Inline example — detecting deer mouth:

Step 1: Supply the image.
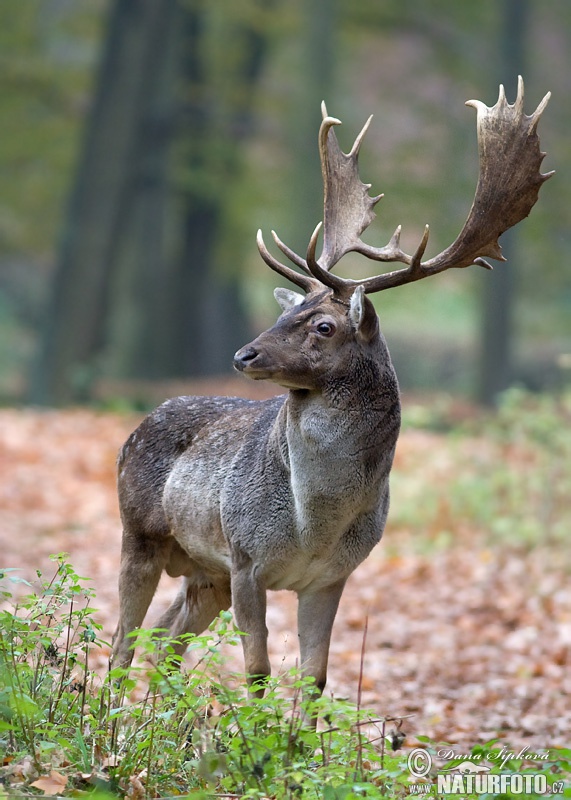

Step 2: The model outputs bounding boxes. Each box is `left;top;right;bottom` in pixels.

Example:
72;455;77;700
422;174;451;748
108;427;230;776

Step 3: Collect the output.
233;346;272;380
233;348;311;388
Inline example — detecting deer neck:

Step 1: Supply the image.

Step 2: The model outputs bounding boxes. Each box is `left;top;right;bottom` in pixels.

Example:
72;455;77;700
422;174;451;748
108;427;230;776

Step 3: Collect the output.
273;352;400;538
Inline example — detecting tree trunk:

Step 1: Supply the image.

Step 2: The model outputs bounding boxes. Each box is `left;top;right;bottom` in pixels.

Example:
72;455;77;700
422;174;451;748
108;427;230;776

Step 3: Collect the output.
289;0;338;255
477;0;528;404
164;2;270;377
108;1;180;380
29;0;173;404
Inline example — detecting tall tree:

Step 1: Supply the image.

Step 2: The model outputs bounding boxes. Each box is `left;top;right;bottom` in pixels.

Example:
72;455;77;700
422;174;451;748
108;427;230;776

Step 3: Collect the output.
162;2;271;377
107;2;180;380
29;0;272;401
288;0;338;256
477;0;529;404
29;0;176;404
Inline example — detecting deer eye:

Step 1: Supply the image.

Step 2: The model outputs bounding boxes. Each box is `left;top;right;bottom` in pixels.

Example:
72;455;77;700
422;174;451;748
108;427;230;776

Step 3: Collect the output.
314;321;336;337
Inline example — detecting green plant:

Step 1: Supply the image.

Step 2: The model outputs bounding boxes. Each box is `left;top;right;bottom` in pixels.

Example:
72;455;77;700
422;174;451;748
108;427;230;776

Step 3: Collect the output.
0;556;102;774
1;555;569;798
0;557;410;797
391;389;571;553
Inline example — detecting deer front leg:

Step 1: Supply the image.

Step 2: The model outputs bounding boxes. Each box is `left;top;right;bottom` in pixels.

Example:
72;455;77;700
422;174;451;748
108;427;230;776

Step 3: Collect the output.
231;558;271;696
297;579;346;714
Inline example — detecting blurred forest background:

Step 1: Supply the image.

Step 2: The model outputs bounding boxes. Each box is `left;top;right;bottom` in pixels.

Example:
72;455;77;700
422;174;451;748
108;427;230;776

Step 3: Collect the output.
0;0;569;407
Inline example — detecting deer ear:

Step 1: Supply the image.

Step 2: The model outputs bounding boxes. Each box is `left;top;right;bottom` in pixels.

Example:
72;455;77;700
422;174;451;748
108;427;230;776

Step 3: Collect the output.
350;285;378;340
274;287;305;312
349;285;365;328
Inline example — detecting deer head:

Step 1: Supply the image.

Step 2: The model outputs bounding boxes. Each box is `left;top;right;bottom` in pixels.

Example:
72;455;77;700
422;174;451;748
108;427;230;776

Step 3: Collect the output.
235;77;552;390
234;284;378;390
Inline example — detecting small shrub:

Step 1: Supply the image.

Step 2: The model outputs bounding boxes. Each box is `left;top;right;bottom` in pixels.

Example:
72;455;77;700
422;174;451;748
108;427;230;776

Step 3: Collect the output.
1;556;569;798
393;389;571;551
0;557;410;798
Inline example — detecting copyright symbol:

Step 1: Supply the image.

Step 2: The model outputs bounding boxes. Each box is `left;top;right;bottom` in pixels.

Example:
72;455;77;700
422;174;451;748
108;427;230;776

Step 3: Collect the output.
407;748;432;778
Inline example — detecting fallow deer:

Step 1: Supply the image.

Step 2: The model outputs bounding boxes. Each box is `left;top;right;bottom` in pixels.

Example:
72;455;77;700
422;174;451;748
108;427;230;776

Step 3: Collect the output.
112;78;551;708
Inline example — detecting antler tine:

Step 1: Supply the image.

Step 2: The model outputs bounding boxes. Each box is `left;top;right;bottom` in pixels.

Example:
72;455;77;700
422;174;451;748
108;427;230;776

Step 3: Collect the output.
271;230;312;274
410;224;430;270
355;77;553;293
530;89;552;134
514;74;525;115
349;113;374;158
306;222;348;292
257;78;551;297
256;230;318;293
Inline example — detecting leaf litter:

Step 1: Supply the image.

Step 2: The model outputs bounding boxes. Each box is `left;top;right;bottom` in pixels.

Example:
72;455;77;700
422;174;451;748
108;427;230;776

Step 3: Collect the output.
0;397;569;755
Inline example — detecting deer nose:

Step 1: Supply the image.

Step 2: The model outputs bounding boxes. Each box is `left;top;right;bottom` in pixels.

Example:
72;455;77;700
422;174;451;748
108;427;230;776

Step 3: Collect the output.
233;345;259;372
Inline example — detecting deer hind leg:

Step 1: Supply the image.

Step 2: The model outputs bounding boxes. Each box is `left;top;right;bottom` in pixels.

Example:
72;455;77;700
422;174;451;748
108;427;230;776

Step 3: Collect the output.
154;577;232;658
112;531;171;670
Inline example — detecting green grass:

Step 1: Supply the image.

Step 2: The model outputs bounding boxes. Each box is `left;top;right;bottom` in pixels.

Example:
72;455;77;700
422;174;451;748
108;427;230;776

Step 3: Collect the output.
1;554;570;798
391;388;571;554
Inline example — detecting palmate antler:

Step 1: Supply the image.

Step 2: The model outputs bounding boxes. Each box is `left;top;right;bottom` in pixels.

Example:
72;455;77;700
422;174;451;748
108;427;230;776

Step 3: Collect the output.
257;76;553;297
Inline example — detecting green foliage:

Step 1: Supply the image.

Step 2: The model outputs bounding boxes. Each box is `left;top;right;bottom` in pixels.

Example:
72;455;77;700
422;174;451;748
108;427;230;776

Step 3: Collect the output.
450;388;571;548
0;557;103;775
0;557;410;797
0;1;106;256
1;554;570;797
394;388;571;551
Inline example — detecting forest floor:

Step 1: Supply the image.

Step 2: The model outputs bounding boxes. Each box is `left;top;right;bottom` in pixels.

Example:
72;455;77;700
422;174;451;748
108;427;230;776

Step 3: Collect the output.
1;382;569;757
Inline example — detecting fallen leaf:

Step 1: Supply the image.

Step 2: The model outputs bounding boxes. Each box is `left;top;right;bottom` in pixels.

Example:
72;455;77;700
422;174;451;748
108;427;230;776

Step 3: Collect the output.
30;770;68;795
127;769;147;800
2;404;570;752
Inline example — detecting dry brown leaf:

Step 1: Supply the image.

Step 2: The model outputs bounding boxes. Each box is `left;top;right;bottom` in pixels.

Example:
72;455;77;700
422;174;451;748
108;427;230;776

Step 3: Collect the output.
30;770;68;795
127;769;147;800
5;754;36;783
1;405;570;752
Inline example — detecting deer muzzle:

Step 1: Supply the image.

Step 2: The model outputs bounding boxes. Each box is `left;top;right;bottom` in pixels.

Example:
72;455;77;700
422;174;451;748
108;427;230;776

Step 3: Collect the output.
233;345;260;374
